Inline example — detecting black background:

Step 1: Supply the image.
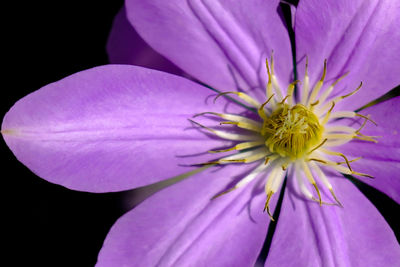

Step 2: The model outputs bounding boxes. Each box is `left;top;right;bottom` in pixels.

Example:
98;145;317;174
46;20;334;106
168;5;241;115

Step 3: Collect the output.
2;1;126;266
2;1;399;267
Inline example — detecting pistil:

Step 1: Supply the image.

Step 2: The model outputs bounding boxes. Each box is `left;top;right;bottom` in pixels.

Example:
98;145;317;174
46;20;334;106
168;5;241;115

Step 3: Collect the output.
190;53;377;220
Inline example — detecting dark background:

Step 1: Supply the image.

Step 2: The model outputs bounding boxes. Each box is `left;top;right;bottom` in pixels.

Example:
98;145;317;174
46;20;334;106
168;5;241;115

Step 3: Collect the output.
2;1;399;267
2;1;126;266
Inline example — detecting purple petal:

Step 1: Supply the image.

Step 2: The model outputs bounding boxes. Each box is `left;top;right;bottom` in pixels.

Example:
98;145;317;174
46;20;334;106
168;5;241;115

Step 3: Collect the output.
295;0;400;111
266;176;400;266
107;7;184;76
97;164;275;267
1;65;234;192
125;0;292;100
335;96;400;203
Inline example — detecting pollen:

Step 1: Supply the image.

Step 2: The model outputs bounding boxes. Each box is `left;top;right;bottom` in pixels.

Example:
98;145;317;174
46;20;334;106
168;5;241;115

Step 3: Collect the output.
191;52;377;220
262;103;323;159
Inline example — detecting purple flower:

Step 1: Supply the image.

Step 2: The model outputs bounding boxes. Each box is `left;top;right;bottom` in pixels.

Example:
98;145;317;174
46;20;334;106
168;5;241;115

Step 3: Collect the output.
2;0;400;266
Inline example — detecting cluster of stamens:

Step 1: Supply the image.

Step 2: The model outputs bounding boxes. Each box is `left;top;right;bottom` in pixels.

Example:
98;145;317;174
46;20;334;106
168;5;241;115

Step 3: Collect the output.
190;53;377;220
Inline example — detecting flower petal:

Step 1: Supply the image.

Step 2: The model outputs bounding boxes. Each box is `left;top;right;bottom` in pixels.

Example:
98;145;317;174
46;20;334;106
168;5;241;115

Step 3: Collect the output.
295;0;400;111
336;96;400;203
97;164;275;267
107;7;184;76
1;65;234;192
265;176;400;267
125;0;292;99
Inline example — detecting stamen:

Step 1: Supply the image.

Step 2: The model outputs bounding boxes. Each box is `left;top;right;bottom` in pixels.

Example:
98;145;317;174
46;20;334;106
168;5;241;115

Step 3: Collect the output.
295;163;314;199
332;164;374;179
324;133;354;140
214;91;261;108
324;139;353;147
321;102;335;125
307;158;327;164
307;138;328;154
211;162;270;200
328;111;357;120
265;58;276;107
307;59;327;107
195;148;268;166
189;119;261;141
329;188;343;207
310;100;320;107
208;140;264;153
264;191;275;221
301;56;310;105
317;72;349;106
258;94;275;120
286;80;299;106
301;161;322;205
325;125;356;133
220;121;262;133
319;148;353;171
355;114;377;126
270;51;284;100
355;133;379;143
336;157;362;165
263;163;286;221
309;161;343;207
278;95;291;105
194;112;261;125
192;55;378;217
320;82;362;112
355;115;370;133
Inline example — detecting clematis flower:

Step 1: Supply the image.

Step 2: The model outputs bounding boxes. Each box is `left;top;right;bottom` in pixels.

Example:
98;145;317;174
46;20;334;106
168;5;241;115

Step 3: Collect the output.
2;0;400;266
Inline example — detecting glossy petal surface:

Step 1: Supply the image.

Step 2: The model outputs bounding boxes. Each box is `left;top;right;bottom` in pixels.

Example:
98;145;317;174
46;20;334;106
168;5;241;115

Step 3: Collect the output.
265;176;400;266
107;7;184;76
97;164;275;267
2;65;232;192
126;0;293;100
337;96;400;203
295;0;400;111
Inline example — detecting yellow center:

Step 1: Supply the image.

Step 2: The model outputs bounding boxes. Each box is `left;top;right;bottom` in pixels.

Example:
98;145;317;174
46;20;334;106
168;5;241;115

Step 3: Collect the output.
262;104;323;160
192;53;377;220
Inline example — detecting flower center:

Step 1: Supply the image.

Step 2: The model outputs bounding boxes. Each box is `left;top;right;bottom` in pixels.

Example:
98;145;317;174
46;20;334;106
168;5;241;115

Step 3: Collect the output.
191;53;377;220
262;104;323;159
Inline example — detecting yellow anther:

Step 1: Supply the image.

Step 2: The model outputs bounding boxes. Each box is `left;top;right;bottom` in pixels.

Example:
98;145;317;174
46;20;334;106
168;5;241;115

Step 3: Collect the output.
208;147;236;153
329;188;343;207
214;91;261;108
258;94;275;120
270;50;275;75
352;171;374;179
310;100;320;107
321;101;336;125
278;94;291;105
355;115;370;133
211;187;237;200
266;58;272;80
286;80;300;105
264;191;275;221
355;113;377;126
307;138;328;155
301;161;322;205
220;121;262;132
263;104;324;159
313;183;322;206
336;157;362;165
340;82;362;99
308;59;327;106
320;148;353;171
307;158;327;164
